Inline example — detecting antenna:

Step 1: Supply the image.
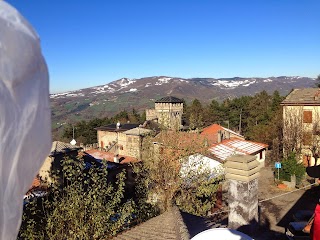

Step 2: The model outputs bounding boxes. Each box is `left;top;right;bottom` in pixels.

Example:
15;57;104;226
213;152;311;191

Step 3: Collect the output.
70;125;77;145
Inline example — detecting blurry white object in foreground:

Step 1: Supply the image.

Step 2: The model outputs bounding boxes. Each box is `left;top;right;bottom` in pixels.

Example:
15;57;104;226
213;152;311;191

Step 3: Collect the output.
0;1;51;239
191;228;254;240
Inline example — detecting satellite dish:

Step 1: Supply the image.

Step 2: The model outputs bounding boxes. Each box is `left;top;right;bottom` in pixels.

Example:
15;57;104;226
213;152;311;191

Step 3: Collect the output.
70;139;77;145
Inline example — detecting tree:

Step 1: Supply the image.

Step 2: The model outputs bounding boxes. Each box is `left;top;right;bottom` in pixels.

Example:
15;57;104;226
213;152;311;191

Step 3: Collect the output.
303;109;320;166
316;75;320;88
188;99;204;129
140;131;221;215
282;107;303;157
279;152;305;184
19;155;135;239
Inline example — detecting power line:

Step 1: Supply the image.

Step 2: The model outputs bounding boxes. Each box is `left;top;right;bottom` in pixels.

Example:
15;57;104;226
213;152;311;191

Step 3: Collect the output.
259;182;318;203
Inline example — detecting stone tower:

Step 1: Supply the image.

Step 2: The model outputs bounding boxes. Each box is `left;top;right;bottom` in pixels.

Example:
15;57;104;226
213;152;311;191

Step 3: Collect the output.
146;96;183;130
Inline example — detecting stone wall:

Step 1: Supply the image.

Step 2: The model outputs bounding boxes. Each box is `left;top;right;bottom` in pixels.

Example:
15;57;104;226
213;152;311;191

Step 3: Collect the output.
96;130;141;158
146;102;184;130
146;109;157;121
126;135;141;159
155;102;183;112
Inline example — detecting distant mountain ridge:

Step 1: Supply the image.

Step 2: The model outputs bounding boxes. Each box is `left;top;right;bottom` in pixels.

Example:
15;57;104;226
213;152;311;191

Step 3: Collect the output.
50;76;316;125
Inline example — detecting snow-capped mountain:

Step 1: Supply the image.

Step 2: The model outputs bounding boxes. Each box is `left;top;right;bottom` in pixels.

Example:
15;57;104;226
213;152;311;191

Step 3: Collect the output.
51;76;316;123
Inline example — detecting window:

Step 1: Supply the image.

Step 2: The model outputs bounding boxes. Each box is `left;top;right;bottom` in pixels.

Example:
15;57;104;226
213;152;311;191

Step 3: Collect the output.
303;111;312;123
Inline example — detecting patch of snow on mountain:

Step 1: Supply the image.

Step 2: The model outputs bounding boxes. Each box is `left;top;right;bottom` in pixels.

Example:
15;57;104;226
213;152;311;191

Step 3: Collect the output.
211;79;257;88
66;93;82;97
212;80;243;88
263;79;272;83
145;83;151;88
50;92;68;98
179;79;187;82
155;77;172;85
116;78;136;88
51;91;82;98
92;84;115;94
243;79;256;87
128;88;137;92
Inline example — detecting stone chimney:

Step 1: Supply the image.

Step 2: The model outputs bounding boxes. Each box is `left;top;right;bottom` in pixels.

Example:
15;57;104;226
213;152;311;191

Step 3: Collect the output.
314;89;320;101
225;154;260;236
217;130;222;143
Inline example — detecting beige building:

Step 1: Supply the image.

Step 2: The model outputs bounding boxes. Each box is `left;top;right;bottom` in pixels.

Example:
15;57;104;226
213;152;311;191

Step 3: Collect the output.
146;96;183;130
95;123;152;159
281;88;320;166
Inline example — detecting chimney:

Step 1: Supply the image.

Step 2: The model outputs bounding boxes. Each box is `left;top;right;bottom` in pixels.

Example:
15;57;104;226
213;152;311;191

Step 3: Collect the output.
314;89;320;101
218;130;222;143
114;154;119;163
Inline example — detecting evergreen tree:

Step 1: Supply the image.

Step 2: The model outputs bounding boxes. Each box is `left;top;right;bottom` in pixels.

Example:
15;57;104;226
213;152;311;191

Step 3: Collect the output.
188;99;204;129
316;75;320;88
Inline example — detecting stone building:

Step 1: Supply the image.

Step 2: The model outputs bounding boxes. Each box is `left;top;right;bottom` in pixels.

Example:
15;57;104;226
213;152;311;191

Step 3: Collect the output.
95;123;152;159
39;141;83;183
281;88;320;166
146;96;183;130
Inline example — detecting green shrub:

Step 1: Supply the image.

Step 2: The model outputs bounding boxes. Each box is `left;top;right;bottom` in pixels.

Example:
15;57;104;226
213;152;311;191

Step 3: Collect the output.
19;156;134;239
278;152;305;184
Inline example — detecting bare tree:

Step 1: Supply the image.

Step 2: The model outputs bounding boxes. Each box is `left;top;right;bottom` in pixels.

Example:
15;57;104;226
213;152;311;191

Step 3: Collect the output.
305;109;320;166
140;130;217;214
282;106;303;157
284;106;320;166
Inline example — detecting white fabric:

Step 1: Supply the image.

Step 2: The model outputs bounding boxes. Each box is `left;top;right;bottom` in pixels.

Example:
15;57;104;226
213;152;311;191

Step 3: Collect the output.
0;2;51;239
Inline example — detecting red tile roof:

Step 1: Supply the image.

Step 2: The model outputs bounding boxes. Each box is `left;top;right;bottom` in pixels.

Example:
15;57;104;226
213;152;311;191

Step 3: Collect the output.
26;175;47;195
84;149;138;164
30;176;41;189
201;124;244;145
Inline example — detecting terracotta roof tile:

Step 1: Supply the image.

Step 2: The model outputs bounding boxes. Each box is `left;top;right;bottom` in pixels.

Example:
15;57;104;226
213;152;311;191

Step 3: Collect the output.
201;124;244;145
84;149;138;164
26;175;47;195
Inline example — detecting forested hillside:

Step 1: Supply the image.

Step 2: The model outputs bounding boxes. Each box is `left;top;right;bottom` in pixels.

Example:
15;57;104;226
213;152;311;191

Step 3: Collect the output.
60;90;284;150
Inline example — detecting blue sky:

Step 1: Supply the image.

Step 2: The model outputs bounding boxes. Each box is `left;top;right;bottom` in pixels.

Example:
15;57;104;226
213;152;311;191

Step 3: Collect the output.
6;0;320;93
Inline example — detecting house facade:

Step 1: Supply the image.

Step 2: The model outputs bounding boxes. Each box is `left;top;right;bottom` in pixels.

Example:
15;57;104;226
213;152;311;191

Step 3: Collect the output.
281;88;320;166
146;96;183;130
95;123;152;159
